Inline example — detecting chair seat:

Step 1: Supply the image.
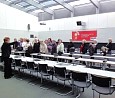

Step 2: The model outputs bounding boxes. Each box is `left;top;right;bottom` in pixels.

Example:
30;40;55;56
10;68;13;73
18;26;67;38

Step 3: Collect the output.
74;81;91;88
48;70;54;75
55;74;70;81
90;66;102;69
93;86;115;95
39;72;51;76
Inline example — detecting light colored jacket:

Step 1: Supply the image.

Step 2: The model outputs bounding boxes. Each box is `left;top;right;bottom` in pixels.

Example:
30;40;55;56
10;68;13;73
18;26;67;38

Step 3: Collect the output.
40;43;48;54
57;43;64;53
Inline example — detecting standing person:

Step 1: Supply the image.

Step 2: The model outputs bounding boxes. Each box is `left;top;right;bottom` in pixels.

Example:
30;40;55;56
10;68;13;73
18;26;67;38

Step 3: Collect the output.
40;41;48;54
80;39;87;65
25;39;33;57
33;39;40;53
51;40;57;55
88;42;95;56
106;38;112;54
47;38;53;53
80;39;87;54
1;37;14;79
57;39;64;56
67;39;75;53
13;38;19;49
93;39;98;53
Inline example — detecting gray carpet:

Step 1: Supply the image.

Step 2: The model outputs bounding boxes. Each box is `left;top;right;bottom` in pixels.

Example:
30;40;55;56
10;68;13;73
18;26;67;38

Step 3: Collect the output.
0;71;115;98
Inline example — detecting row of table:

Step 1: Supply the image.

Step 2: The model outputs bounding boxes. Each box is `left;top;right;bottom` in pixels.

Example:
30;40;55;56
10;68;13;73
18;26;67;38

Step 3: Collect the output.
10;54;115;79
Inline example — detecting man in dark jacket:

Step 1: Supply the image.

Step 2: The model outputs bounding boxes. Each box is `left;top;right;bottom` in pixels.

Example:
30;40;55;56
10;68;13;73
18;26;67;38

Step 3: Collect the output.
13;38;19;49
106;38;112;54
33;39;40;53
67;39;75;53
1;37;14;79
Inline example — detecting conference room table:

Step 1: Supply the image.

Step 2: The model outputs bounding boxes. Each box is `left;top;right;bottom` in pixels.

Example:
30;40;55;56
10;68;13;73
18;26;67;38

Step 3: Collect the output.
34;60;115;79
11;50;26;56
10;54;115;78
64;52;115;60
15;52;115;67
30;53;75;61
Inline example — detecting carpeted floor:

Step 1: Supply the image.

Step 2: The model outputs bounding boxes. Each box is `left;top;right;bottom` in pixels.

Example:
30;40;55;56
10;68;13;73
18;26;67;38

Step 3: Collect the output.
0;71;115;98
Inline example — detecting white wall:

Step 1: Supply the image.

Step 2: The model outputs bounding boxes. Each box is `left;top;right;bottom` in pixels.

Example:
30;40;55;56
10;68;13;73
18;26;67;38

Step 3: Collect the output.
0;3;39;31
37;12;115;31
37;12;115;43
0;3;39;46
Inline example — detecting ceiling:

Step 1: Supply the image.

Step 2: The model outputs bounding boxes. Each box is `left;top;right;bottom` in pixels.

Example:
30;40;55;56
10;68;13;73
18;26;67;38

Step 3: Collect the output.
0;0;114;21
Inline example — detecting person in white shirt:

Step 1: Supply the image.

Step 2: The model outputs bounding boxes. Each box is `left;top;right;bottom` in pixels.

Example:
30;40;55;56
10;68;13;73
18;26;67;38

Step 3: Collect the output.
57;39;64;55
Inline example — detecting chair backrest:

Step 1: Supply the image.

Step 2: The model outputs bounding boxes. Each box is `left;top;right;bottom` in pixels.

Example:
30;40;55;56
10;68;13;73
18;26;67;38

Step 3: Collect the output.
15;59;21;66
105;68;115;72
90;66;102;69
27;62;34;69
72;72;88;82
91;75;111;87
54;66;66;77
38;64;48;73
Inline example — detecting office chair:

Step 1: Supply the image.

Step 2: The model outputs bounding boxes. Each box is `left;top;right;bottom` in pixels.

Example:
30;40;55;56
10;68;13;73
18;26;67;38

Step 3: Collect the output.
71;71;91;97
91;74;115;98
54;66;72;95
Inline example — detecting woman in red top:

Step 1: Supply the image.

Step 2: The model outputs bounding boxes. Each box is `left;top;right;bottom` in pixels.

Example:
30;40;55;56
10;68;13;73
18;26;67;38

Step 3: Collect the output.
80;39;87;54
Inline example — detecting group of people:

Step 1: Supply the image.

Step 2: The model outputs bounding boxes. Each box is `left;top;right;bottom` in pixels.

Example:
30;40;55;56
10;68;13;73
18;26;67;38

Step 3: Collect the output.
1;36;113;79
12;37;65;56
80;38;112;56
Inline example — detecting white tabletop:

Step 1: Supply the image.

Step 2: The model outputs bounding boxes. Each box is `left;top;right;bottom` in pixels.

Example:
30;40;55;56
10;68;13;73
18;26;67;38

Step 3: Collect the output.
31;53;75;60
67;66;115;79
10;54;115;79
76;58;104;63
35;60;115;79
64;53;115;60
64;53;90;57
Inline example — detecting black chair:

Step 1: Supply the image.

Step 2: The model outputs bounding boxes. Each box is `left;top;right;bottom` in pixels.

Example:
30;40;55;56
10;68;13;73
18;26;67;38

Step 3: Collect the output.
54;66;72;95
106;58;115;68
26;61;38;76
71;71;91;97
91;74;115;98
105;68;115;72
90;65;102;69
14;59;27;72
38;64;54;84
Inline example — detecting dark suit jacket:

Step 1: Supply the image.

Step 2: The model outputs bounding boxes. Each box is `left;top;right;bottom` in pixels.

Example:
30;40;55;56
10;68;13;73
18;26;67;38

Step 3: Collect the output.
67;42;74;53
82;43;87;54
33;42;40;53
1;42;14;58
106;42;112;52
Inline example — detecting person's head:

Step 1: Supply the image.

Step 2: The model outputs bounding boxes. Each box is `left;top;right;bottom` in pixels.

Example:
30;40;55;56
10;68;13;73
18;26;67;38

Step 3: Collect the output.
69;39;72;42
108;38;112;43
52;40;57;45
82;39;86;44
89;42;92;46
26;39;29;43
34;39;38;43
58;39;62;44
23;38;27;42
4;37;10;43
44;40;48;44
14;38;17;42
20;38;23;42
93;39;97;44
48;38;52;43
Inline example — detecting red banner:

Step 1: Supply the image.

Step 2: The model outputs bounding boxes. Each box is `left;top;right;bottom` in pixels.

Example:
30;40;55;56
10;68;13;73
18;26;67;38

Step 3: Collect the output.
72;30;97;41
